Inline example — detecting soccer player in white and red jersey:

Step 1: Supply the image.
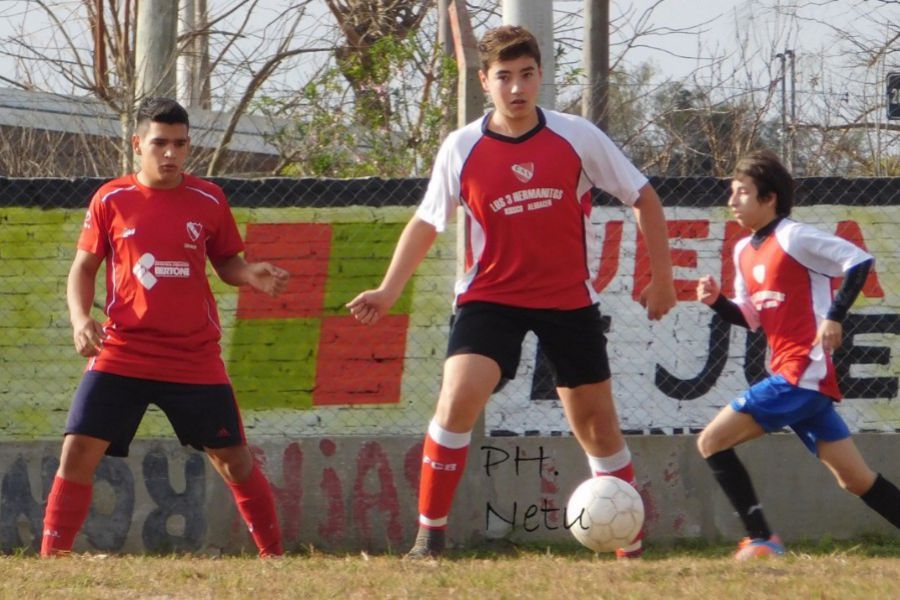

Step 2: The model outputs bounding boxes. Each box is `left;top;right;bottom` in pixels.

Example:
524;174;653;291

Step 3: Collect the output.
347;26;676;559
41;97;290;558
696;149;900;560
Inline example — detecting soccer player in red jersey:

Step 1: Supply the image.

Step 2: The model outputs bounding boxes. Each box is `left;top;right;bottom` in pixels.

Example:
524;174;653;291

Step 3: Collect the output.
347;26;676;559
41;97;290;558
696;150;900;559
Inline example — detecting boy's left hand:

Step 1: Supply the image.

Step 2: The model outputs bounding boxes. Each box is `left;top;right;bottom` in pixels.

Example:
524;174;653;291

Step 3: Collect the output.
247;262;290;297
813;319;843;353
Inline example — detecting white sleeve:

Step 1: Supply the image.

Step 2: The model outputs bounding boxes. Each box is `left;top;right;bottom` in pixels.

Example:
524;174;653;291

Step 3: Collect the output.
777;221;873;277
544;112;648;206
580;125;648;206
415;135;460;233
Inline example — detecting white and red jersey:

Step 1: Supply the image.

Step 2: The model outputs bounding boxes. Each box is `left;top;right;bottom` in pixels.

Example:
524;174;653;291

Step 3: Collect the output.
77;173;244;384
416;108;648;310
732;218;872;400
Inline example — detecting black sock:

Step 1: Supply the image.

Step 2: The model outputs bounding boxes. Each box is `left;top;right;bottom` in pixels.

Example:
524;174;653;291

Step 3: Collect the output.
706;448;772;540
860;473;900;529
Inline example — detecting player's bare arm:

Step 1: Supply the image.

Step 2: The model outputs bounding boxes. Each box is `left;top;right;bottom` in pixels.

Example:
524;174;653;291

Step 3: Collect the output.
212;255;289;297
696;275;721;305
67;249;105;357
347;215;437;325
632;184;676;320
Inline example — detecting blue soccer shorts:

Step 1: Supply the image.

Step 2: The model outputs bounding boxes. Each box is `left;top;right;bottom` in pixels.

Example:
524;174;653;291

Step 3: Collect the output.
731;374;851;454
66;370;247;457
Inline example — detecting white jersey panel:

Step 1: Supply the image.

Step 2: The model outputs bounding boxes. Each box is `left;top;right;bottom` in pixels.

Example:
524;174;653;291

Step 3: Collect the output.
454;201;485;302
542;110;648;205
583;212;603;305
774;219;872;276
801;267;833;391
415;118;485;233
774;219;871;392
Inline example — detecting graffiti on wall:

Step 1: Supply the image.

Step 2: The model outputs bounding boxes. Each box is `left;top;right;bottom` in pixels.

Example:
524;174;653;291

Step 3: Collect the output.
1;440;656;553
488;207;900;435
0;204;897;440
0;440;430;554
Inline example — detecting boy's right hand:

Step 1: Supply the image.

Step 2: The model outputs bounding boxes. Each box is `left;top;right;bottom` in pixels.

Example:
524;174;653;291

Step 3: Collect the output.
346;289;395;325
72;317;105;356
696;275;720;306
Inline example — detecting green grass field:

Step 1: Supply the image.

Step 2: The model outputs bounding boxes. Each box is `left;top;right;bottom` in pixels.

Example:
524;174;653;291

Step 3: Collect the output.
4;540;898;599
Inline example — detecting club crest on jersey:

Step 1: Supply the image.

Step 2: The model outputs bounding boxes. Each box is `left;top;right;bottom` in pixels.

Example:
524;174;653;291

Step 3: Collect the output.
752;264;766;284
511;162;534;183
186;221;203;242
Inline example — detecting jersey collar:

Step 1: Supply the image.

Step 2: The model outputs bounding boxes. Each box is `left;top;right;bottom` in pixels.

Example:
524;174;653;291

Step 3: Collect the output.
750;217;784;249
481;107;546;144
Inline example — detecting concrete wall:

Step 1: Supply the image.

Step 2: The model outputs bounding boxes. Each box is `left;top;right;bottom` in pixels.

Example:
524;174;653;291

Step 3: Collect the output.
2;434;897;555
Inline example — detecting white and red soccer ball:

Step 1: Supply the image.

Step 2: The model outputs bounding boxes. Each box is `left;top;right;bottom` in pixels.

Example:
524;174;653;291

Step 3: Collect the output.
567;475;645;552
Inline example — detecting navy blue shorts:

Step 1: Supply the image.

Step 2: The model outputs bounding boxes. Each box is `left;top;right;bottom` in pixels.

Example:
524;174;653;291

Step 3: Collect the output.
731;374;851;454
66;371;247;457
447;301;611;388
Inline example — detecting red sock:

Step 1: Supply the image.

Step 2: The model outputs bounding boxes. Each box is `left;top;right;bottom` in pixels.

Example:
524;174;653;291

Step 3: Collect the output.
41;476;92;557
417;420;471;529
589;448;643;550
597;462;635;485
228;463;283;557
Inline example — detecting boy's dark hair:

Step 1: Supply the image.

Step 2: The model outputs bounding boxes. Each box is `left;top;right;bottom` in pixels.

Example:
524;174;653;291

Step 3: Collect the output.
135;97;190;132
478;25;541;72
734;149;794;217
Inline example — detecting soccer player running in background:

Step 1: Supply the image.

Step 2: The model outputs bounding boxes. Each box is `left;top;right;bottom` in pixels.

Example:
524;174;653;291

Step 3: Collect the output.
41;97;289;558
696;149;900;560
347;25;676;559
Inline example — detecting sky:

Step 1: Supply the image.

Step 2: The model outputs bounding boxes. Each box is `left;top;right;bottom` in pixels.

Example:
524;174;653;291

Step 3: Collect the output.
0;0;895;123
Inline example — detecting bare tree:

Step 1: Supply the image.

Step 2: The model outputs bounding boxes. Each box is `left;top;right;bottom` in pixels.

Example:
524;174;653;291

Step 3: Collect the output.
0;0;334;176
325;0;430;129
773;0;900;175
258;4;456;178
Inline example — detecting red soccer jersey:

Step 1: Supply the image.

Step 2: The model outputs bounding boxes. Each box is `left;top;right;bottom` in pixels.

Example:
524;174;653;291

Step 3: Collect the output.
732;219;872;400
416;108;648;310
76;173;244;384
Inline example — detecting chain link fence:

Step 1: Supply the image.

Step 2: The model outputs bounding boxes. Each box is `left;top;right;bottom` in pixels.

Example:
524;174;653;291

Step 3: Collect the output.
1;175;898;442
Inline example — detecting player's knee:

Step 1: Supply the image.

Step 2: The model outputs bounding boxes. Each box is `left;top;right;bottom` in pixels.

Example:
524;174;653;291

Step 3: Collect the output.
207;446;253;483
696;430;717;459
834;470;876;496
57;435;107;482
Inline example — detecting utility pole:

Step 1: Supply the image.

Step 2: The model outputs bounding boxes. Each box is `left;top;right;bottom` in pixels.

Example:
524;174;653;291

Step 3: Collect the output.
438;0;453;57
776;49;796;171
438;0;456;136
178;0;211;108
448;0;482;127
582;0;609;130
135;0;179;101
776;51;787;166
501;0;555;109
91;0;108;96
177;0;195;107
787;49;796;173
